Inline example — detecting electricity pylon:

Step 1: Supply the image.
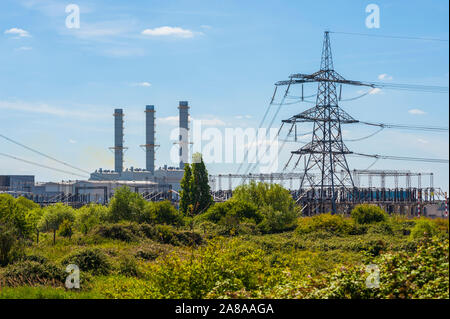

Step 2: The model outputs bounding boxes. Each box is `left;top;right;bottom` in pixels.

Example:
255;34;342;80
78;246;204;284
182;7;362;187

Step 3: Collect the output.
278;31;374;214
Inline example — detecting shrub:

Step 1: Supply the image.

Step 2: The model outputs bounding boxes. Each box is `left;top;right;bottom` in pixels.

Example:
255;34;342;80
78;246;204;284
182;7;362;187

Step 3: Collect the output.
200;199;261;224
0;224;23;266
38;204;76;243
258;205;298;234
297;213;354;235
433;218;449;234
232;182;299;233
367;222;394;235
233;181;295;216
311;237;449;299
61;248;111;276
139;201;184;226
118;255;140;277
1;260;65;287
58;219;73;238
410;218;438;240
92;222;141;242
351;204;387;224
75;204;108;235
108;186;146;222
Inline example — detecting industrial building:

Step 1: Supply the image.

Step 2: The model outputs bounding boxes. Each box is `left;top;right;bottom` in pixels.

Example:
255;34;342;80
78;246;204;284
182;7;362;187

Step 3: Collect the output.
1;101;190;204
89;101;189;191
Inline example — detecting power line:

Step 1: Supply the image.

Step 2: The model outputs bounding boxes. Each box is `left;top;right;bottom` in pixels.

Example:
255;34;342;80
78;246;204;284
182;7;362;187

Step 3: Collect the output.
359;122;448;132
330;31;449;42
0;152;88;178
353;152;449;164
0;133;91;174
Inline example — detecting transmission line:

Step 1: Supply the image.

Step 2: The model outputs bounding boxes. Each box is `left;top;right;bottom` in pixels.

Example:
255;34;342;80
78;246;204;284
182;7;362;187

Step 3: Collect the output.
353;152;449;164
0;152;88;178
0;133;91;174
359;122;448;132
330;31;449;42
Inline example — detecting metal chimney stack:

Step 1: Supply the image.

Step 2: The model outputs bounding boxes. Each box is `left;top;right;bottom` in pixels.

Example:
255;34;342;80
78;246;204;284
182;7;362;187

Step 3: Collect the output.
144;105;156;174
178;101;189;169
112;108;124;173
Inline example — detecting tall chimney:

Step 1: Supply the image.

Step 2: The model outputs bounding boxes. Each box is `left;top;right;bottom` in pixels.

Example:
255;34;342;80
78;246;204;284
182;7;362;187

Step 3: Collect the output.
145;105;156;174
113;108;124;173
178;101;189;169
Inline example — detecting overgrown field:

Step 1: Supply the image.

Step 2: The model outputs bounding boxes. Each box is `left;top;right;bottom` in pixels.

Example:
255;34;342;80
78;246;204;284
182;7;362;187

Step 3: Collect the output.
0;183;448;299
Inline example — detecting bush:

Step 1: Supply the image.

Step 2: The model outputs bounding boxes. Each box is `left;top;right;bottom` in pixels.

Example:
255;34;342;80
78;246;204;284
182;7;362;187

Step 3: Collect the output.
233;181;295;214
200;199;261;224
61;248;111;276
118;255;140;277
58;219;73;238
311;237;449;299
232;182;298;233
92;222;141;242
139;201;184;226
410;218;438;240
258;205;298;234
0;224;23;266
108;186;146;222
75;204;108;235
1;260;65;287
351;204;387;224
297;213;354;235
38;204;76;240
141;224;202;246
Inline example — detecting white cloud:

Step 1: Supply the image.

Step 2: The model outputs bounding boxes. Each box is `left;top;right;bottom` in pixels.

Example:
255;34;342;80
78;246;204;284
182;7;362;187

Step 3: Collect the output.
4;27;31;38
131;82;151;87
408;108;426;115
235;115;252;119
69;139;77;144
0;100;105;119
200;25;212;29
141;26;196;38
378;73;393;81
369;88;382;95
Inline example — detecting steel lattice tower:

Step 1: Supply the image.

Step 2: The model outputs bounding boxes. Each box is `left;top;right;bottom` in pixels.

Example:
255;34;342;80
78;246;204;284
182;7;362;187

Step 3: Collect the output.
280;31;365;213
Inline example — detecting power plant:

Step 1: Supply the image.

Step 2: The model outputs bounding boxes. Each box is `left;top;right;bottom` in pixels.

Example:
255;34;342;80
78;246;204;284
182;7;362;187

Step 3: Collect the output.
0;32;448;217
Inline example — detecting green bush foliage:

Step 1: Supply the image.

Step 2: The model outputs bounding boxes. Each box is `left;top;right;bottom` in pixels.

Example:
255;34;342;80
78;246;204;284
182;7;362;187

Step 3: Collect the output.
58;219;73;238
140;201;184;226
92;222;141;242
351;204;387;224
312;237;449;299
61;248;111;276
75;204;108;234
0;224;23;266
410;218;439;239
297;213;354;235
108;186;146;222
38;203;76;233
1;260;65;287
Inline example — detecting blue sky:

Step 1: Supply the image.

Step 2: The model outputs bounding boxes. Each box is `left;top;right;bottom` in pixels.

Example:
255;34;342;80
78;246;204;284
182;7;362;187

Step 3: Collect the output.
0;0;448;191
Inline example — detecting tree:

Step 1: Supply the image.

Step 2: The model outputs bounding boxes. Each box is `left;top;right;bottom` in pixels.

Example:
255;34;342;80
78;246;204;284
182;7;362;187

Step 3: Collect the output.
179;153;213;216
108;186;146;222
190;153;213;215
38;203;76;244
179;164;192;215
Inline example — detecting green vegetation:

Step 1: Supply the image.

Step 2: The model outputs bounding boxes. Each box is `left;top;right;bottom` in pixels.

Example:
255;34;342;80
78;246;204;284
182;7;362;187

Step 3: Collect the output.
179;153;213;216
0;179;448;299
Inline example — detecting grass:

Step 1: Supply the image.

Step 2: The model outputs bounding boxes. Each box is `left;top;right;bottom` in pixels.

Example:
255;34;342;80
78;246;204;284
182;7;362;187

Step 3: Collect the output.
1;216;448;299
